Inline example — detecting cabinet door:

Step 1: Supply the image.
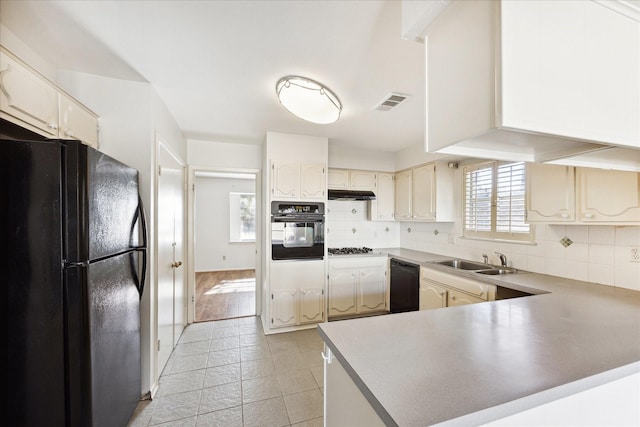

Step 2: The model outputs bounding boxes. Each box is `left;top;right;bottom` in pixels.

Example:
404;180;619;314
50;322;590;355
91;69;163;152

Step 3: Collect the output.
350;171;377;191
448;289;485;307
271;289;297;328
526;163;575;222
59;92;98;148
357;266;387;313
501;0;639;147
301;163;325;199
394;169;412;220
328;169;350;189
419;280;447;310
412;164;436;220
370;172;394;221
299;288;324;324
0;51;59;137
272;161;298;199
328;268;358;317
577;168;640;222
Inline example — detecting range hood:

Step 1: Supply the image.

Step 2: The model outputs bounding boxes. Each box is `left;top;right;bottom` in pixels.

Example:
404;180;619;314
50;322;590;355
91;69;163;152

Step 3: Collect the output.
328;189;376;201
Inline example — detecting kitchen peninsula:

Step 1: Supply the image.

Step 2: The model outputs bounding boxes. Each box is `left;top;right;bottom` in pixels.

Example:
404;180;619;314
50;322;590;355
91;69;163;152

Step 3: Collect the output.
318;249;640;426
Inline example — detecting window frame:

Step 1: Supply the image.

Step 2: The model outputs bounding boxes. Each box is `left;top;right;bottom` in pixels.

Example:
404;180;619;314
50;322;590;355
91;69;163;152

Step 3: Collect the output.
462;160;533;243
229;192;256;243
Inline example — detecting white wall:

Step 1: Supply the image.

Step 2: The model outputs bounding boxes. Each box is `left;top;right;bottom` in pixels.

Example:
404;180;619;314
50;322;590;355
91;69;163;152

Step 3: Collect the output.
195;176;256;271
328;143;396;171
188;139;261;170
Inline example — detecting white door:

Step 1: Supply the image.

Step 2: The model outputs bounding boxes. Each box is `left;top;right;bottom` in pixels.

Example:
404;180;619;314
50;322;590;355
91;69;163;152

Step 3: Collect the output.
157;142;186;375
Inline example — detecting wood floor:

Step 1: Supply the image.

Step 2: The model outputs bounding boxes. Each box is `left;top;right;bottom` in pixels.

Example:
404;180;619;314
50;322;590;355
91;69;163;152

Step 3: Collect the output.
195;269;256;322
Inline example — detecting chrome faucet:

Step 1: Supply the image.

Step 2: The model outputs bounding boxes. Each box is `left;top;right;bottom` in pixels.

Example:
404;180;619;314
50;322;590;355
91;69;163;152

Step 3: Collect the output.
495;252;507;267
482;254;488;264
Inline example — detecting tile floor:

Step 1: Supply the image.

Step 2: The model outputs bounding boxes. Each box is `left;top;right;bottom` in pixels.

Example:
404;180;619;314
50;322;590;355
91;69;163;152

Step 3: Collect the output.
127;316;324;427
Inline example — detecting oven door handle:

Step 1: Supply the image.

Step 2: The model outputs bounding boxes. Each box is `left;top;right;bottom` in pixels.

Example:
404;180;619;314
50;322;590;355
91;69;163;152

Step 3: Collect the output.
271;215;325;223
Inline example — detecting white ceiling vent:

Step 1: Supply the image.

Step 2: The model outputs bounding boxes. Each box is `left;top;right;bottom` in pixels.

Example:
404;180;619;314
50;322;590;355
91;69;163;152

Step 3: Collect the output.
374;93;409;112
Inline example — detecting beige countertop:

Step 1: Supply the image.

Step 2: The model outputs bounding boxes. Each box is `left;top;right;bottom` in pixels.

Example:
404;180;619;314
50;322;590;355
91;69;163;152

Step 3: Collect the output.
318;248;640;426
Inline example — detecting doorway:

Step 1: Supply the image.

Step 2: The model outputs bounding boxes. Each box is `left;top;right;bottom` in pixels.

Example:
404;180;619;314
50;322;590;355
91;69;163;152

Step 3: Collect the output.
195;269;255;321
192;171;258;322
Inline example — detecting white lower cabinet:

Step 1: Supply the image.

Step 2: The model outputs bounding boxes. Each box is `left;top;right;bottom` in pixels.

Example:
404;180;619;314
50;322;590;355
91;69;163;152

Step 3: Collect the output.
324;347;386;427
419;266;495;310
328;257;388;318
269;260;325;329
419;281;447;310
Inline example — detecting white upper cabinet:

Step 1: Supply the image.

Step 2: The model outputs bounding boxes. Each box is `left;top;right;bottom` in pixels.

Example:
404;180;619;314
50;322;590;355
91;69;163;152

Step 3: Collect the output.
349;170;376;191
369;172;395;221
0;50;58;137
1;47;99;148
327;169;350;189
394;162;454;222
526;163;640;224
425;0;639;166
412;163;436;221
526;164;576;222
577;168;640;223
301;163;326;199
394;169;412;220
501;0;639;148
328;169;376;191
59;92;99;148
272;160;326;200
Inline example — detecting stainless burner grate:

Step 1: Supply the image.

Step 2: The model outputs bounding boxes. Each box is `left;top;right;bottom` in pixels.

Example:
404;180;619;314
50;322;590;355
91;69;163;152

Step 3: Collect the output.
328;247;373;255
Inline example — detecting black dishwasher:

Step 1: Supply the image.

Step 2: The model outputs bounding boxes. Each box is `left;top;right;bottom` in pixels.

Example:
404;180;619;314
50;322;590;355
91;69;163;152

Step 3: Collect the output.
390;258;420;313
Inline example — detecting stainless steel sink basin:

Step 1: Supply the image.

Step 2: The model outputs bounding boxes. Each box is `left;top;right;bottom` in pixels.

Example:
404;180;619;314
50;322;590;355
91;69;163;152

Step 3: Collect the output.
476;268;518;275
435;259;492;271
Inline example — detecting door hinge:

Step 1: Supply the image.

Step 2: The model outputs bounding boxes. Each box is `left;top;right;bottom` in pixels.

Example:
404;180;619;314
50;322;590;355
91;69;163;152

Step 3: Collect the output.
158;165;162;176
192;295;195;303
157;340;161;351
271;293;274;300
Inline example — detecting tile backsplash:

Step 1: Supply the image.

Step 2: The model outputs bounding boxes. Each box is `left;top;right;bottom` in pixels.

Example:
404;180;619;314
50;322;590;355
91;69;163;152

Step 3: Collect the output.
326;200;640;292
326;201;399;249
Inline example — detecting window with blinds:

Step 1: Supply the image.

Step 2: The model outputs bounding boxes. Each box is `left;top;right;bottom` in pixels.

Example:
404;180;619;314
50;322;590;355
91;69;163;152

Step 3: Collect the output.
464;161;532;242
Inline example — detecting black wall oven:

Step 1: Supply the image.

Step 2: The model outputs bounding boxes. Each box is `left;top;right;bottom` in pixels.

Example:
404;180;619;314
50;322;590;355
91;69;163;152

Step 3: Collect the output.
271;201;324;261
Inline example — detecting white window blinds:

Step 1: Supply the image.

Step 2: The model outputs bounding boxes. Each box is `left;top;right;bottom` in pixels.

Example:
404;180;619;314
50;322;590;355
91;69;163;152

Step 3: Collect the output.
464;161;532;242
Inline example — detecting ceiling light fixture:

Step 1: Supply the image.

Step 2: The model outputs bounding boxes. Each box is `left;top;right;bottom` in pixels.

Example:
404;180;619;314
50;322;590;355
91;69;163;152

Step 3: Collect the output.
276;76;341;124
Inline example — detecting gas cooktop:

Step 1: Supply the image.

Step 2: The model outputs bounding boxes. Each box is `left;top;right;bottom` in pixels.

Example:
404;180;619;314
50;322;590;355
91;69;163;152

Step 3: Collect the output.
328;247;374;255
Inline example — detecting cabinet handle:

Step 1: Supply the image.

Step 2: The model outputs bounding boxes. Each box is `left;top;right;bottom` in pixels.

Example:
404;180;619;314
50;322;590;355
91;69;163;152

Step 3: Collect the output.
584;213;594;219
64;130;73;137
48;123;59;130
560;213;569;218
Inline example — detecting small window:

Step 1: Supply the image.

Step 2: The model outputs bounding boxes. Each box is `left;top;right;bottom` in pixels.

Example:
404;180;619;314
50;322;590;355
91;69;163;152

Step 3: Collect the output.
229;192;256;242
463;161;532;242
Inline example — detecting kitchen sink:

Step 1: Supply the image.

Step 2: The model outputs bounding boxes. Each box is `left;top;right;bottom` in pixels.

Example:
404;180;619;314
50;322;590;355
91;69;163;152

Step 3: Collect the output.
476;268;519;275
435;259;492;271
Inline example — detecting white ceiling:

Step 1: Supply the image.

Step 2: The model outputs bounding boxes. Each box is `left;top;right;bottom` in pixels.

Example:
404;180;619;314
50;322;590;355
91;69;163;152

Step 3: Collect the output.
1;0;428;153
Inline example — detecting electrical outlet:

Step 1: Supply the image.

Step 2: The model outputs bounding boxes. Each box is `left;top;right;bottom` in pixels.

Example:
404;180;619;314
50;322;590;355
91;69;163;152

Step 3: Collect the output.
222;255;227;261
630;248;640;263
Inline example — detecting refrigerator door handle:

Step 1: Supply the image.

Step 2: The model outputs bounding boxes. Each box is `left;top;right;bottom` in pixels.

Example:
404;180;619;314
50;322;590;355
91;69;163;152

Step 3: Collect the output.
131;195;148;299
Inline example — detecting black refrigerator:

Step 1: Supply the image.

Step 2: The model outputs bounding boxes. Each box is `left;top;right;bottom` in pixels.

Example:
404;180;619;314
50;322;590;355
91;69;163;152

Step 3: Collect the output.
2;137;147;427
